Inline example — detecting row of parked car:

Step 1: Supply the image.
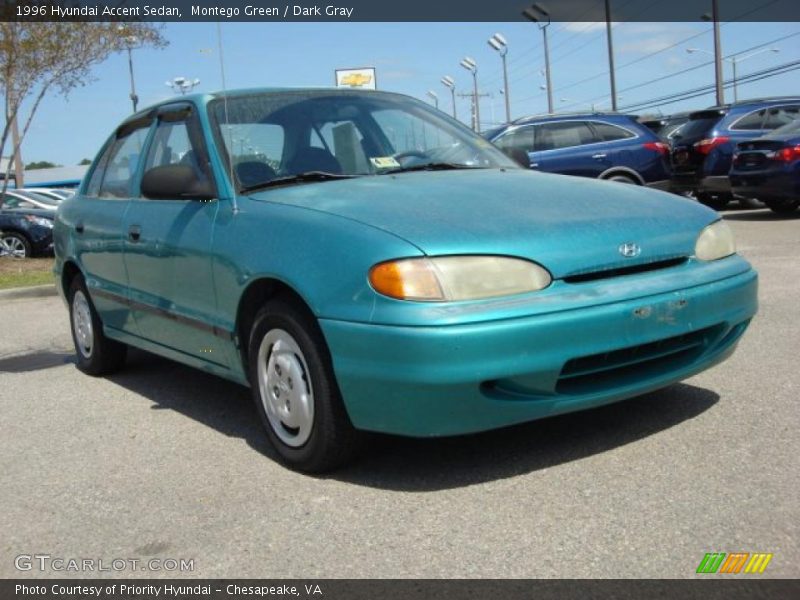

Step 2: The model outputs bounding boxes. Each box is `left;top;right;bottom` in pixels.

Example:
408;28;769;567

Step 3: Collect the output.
0;188;74;257
484;96;800;214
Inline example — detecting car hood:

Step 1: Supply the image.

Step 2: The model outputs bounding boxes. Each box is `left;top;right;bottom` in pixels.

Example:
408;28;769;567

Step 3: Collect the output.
249;169;717;279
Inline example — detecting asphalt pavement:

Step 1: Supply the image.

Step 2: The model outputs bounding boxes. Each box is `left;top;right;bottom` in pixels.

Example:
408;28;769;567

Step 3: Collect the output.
1;208;797;579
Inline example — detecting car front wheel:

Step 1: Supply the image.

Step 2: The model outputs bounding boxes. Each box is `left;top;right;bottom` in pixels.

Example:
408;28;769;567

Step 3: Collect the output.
248;298;362;472
68;275;127;376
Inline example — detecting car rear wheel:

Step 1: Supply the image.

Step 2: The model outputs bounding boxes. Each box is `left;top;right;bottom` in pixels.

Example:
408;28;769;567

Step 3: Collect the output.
248;298;362;472
696;192;730;211
0;232;32;258
68;275;127;376
605;173;638;185
764;198;800;214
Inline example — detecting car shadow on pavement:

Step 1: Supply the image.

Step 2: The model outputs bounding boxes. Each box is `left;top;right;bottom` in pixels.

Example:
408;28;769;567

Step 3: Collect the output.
723;211;800;222
0;350;75;373
107;348;719;491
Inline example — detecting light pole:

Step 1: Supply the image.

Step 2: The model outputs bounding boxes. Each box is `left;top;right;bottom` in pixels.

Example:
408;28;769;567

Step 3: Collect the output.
441;76;457;120
426;90;439;109
488;33;511;122
604;0;618;111
117;25;139;112
166;77;201;95
460;57;480;131
701;1;724;106
687;47;780;103
523;3;553;114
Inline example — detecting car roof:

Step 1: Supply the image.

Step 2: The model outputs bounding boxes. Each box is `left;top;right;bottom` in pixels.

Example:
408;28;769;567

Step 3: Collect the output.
510;112;639;126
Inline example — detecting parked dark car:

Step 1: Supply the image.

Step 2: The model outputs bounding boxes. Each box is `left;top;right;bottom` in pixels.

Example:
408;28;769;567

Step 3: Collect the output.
484;113;671;189
670;97;800;209
641;112;691;141
729;118;800;214
0;195;55;258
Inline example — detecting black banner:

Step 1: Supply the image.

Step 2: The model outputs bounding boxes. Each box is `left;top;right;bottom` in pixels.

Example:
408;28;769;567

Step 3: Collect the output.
2;0;800;23
3;580;800;600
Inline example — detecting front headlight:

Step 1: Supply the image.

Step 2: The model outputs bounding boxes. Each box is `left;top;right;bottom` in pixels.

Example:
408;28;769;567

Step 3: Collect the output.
369;255;552;301
695;220;735;261
24;215;54;228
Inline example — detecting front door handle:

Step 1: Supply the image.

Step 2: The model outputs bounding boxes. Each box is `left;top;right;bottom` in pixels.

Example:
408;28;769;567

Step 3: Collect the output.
128;225;141;243
75;222;84;234
530;163;539;168
592;153;607;159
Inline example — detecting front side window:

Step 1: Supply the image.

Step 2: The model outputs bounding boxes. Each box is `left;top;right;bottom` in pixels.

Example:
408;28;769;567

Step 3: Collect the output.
493;126;535;154
208;91;517;192
762;105;800;130
90;125;150;199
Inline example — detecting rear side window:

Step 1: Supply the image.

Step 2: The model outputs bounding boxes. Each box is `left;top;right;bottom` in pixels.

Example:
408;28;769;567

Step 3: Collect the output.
591;122;636;142
536;121;595;151
86;125;150;199
762;105;800;129
732;108;767;130
493;126;535;154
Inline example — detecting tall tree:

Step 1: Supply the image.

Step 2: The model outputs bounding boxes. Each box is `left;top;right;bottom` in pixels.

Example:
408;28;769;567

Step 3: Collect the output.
0;17;166;190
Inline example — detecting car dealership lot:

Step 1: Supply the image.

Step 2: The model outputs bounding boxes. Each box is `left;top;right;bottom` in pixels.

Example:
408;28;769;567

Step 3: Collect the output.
1;210;798;579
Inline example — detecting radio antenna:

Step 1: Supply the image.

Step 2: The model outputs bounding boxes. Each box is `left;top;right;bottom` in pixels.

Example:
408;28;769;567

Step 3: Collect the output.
216;22;238;213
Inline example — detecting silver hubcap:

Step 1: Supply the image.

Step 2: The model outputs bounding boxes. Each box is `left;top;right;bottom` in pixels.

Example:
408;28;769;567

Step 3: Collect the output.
257;329;314;447
72;291;94;358
1;236;27;258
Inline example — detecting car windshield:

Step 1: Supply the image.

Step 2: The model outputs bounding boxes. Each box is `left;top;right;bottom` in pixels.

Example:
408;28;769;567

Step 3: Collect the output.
208;90;517;192
17;191;59;205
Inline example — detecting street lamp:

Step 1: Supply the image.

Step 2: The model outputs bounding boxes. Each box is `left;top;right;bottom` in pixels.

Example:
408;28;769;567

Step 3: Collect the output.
523;3;554;114
488;33;511;122
441;76;457;120
460;57;481;131
701;1;724;106
117;25;139;112
166;77;201;95
687;47;780;103
427;90;439;109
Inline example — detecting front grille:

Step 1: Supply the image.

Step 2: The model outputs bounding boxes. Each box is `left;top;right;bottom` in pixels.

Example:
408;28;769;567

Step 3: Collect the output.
563;257;687;284
556;325;723;395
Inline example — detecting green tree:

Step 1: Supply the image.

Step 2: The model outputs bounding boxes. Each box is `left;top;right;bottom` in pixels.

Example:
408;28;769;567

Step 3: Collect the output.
0;12;167;192
25;160;58;170
78;158;92;166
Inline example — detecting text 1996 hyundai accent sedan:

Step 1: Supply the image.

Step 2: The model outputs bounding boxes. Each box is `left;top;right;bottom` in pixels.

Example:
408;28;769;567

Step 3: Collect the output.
54;89;758;472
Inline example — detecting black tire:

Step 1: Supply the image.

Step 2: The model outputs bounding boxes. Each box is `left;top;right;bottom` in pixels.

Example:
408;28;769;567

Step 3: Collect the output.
604;173;638;185
68;275;127;376
1;231;32;258
737;196;765;210
764;198;800;214
248;297;362;473
696;192;731;211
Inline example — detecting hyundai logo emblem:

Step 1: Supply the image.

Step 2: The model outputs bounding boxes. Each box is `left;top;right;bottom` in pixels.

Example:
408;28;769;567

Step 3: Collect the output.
618;242;641;258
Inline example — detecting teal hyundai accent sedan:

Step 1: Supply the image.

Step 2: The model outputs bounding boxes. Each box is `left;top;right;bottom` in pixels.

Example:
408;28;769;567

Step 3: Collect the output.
54;89;758;472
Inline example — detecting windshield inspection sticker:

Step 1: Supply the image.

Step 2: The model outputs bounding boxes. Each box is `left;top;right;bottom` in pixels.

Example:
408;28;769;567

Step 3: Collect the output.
370;156;401;169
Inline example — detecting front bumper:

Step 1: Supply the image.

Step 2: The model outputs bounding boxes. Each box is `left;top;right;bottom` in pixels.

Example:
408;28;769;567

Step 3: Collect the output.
320;263;757;437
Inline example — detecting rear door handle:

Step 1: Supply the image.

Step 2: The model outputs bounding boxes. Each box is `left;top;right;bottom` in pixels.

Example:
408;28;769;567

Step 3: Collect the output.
592;153;607;159
128;225;141;242
75;222;84;234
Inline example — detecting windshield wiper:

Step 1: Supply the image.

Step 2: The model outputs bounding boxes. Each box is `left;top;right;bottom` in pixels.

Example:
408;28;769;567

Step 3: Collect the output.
381;162;485;175
240;171;358;193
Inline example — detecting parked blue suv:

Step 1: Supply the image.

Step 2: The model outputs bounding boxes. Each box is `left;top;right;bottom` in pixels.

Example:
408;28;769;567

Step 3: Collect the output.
484;113;672;189
669;97;800;210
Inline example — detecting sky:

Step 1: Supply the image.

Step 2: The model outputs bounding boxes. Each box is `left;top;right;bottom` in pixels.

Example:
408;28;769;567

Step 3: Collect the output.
16;20;800;166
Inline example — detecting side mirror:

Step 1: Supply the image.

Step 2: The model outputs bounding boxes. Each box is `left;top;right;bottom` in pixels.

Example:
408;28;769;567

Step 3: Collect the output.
503;148;531;169
140;165;216;201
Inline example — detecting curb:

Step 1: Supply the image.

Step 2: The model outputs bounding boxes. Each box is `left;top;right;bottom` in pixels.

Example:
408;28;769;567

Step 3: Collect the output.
0;284;58;300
